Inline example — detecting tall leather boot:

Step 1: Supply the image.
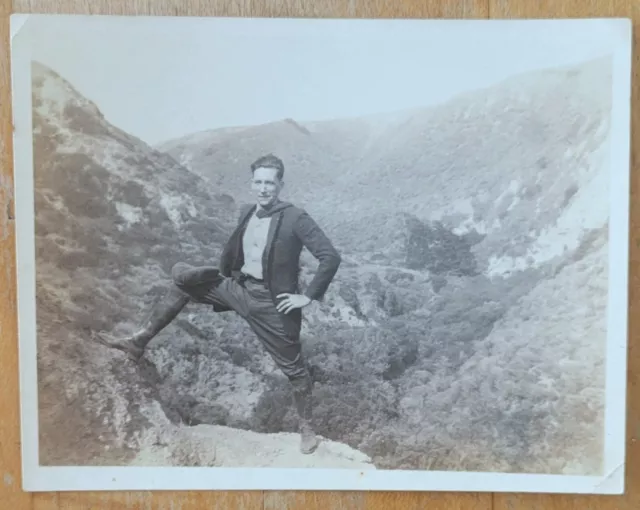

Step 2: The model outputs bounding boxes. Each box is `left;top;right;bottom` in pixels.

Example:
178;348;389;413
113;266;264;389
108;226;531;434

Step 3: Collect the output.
291;374;319;454
94;285;190;362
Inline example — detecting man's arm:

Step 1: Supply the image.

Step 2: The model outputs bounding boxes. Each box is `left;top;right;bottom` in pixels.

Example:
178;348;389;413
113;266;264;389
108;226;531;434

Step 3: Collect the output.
293;210;341;301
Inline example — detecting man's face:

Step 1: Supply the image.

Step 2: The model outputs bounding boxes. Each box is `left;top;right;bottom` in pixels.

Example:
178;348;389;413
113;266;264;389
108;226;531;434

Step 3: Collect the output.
251;166;283;207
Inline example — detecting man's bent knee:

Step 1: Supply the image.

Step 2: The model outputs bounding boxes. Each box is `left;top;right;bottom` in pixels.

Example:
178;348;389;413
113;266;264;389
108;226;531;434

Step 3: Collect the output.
171;262;192;289
171;263;222;290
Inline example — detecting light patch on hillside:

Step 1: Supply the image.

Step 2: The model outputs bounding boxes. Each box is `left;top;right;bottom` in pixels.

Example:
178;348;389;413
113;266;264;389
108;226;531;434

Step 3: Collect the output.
41;192;66;212
33;72;84;119
453;218;489;236
496;179;521;207
487;139;609;277
160;194;195;226
179;153;193;170
99;142;137;178
431;198;491;236
115;202;143;227
56;136;124;175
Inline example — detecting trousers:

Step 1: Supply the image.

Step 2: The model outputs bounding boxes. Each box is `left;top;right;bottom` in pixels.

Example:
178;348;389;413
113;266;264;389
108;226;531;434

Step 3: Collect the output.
170;262;309;382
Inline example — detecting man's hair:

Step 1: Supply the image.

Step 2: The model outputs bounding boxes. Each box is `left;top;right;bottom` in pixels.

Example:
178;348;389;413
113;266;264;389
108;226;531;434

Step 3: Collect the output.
250;154;285;180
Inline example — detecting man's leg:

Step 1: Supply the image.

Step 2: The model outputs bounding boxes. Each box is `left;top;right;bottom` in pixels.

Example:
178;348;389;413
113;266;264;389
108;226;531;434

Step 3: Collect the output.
95;263;233;361
289;372;317;453
241;281;319;454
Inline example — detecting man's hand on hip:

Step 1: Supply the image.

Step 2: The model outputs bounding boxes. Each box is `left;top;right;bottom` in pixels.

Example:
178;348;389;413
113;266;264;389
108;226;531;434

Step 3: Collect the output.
276;293;312;314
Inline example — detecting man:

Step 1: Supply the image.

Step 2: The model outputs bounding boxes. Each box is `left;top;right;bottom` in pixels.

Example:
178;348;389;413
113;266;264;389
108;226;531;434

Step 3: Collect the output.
95;153;341;455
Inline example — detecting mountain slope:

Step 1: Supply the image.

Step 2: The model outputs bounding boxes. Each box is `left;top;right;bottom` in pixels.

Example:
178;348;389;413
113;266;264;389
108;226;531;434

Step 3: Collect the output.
391;225;608;473
159;57;611;278
154;56;612;474
33;60;232;464
32;56;613;476
31;61;370;466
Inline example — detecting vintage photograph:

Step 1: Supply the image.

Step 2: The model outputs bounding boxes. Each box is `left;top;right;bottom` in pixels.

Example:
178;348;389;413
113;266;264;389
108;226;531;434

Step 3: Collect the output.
11;14;631;493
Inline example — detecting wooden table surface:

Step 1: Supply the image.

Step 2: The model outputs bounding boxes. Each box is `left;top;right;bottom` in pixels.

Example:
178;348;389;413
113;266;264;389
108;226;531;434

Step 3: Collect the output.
1;0;638;508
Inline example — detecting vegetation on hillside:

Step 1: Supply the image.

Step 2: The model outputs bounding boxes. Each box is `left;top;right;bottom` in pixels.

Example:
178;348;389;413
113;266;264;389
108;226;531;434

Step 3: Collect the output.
32;57;610;475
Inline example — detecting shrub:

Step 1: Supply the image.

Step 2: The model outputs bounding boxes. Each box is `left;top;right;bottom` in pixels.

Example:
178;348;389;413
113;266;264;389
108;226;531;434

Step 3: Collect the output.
250;382;299;433
405;220;479;276
189;402;231;426
57;249;102;271
431;274;447;292
113;180;151;208
64;104;109;137
67;195;115;219
67;221;109;249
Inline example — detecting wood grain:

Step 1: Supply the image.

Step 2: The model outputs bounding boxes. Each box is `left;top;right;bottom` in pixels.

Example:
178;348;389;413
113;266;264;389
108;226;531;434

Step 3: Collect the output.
0;0;635;509
0;3;27;510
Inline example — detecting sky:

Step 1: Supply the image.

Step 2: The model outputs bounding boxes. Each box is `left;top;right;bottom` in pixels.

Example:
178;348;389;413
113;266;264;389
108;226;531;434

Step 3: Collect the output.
14;15;622;145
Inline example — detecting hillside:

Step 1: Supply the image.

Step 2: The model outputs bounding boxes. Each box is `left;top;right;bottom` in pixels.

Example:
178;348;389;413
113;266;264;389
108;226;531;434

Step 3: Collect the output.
33;56;612;475
31;61;370;466
160;57;611;278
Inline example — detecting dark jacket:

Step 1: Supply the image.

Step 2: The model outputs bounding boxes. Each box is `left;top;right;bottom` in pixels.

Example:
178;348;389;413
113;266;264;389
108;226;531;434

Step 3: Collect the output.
217;201;341;335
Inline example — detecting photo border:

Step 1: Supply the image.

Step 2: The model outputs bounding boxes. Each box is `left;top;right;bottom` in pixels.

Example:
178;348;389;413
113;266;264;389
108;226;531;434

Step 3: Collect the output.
10;14;632;494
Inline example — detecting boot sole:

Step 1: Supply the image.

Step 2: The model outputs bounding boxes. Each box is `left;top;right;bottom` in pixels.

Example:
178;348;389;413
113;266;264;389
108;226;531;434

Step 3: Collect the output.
300;438;320;455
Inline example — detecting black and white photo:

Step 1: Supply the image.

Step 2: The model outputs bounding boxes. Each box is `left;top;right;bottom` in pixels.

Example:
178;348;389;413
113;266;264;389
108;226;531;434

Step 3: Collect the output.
10;14;632;493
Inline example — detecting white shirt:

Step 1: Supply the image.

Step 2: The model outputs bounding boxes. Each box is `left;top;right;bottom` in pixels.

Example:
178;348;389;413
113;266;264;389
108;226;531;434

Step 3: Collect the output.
240;210;272;279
